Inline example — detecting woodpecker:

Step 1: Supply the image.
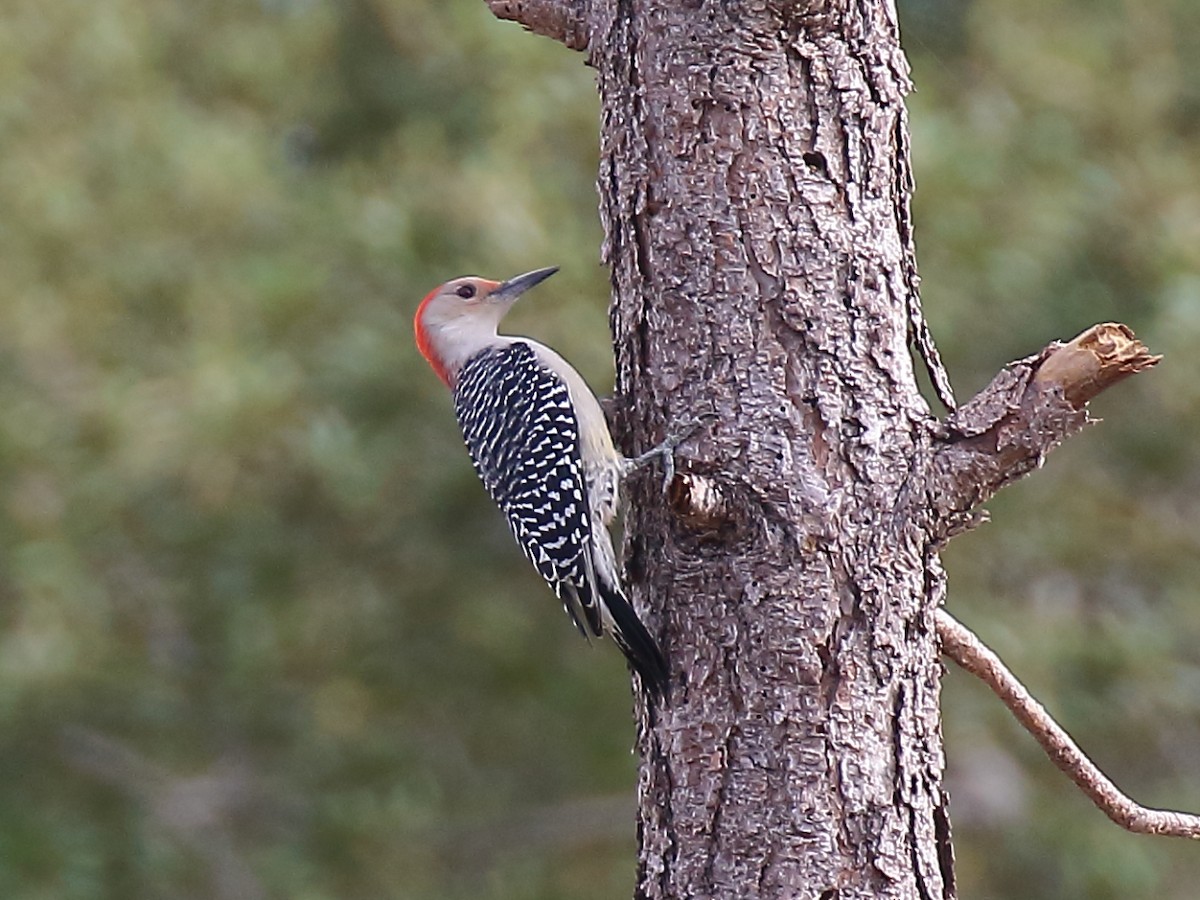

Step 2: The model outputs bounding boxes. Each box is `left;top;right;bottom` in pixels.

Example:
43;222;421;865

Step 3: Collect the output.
414;266;669;697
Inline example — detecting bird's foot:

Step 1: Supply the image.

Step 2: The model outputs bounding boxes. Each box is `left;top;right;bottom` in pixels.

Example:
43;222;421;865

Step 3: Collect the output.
628;413;716;494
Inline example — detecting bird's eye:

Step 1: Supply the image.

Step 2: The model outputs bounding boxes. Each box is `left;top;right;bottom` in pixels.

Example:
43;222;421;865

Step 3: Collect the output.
456;284;477;300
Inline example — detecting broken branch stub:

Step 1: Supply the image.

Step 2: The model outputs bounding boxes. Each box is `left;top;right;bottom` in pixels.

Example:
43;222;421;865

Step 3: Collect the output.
928;322;1159;543
1033;322;1161;408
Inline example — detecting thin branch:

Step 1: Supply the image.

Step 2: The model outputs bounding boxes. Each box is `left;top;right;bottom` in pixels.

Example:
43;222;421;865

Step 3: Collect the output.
936;609;1200;839
484;0;590;51
914;312;958;412
927;322;1159;544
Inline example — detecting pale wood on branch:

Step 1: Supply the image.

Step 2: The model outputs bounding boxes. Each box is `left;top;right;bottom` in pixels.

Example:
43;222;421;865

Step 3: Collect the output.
928;322;1160;544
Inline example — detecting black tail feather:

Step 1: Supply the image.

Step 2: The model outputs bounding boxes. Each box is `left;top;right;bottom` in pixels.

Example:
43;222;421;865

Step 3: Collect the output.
597;581;669;700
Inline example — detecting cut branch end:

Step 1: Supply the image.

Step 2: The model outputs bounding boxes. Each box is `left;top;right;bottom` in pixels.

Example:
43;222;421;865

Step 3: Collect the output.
1034;322;1161;408
929;322;1160;542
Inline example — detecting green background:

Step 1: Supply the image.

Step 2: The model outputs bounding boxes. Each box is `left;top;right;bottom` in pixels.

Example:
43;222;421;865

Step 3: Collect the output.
1;0;1198;897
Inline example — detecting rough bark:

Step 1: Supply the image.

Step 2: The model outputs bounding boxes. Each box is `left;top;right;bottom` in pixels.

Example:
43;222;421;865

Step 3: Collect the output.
481;2;1159;899
591;2;951;897
485;0;589;50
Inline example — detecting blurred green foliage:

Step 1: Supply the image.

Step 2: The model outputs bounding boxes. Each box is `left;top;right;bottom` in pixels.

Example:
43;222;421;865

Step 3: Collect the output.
0;0;1196;897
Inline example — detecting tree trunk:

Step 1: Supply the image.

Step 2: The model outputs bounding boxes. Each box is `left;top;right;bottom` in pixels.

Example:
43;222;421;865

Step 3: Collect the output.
485;0;1169;893
490;0;955;897
599;4;953;898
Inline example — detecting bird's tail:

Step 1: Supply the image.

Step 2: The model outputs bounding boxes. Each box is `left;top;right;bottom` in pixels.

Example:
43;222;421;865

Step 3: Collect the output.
596;579;669;700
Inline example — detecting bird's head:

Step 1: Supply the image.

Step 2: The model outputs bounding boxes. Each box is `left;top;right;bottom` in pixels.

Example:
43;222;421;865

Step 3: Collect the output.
414;266;558;386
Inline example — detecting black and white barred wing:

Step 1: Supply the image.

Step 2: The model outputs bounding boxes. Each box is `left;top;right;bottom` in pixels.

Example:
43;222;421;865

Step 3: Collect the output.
452;342;601;637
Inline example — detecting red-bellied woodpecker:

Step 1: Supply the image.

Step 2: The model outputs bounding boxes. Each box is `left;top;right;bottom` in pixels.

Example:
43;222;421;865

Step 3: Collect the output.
414;266;669;698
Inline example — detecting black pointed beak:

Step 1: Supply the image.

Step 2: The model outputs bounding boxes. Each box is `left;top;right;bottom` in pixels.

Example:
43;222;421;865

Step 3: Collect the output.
490;266;559;302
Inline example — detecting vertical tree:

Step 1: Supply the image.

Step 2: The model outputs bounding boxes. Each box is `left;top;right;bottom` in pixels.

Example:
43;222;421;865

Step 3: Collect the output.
592;2;956;895
483;1;1167;897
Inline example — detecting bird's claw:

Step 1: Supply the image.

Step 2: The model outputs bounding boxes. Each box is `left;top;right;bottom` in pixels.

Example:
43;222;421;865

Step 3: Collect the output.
630;413;716;494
